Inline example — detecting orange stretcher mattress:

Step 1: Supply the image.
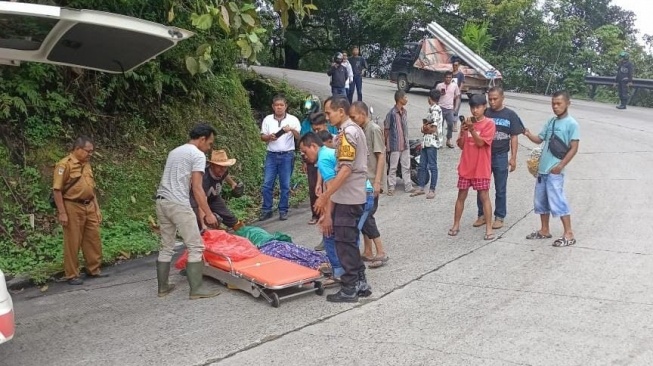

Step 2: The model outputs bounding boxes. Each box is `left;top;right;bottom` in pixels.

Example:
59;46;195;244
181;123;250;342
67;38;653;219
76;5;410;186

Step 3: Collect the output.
205;251;321;287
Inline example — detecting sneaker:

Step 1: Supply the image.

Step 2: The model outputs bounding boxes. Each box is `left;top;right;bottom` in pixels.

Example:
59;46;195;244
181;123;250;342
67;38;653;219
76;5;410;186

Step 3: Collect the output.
258;211;273;221
405;188;415;194
279;212;288;221
410;189;425;197
492;218;504;229
616;105;626;110
326;287;358;303
472;217;485;227
426;190;435;199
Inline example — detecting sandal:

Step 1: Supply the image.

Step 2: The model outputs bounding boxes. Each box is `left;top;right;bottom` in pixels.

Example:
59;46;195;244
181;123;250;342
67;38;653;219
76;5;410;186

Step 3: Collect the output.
361;254;375;262
553;237;577;247
323;277;341;286
308;218;318;225
448;228;460;236
446;143;454;149
526;231;552;240
484;233;495;241
368;255;389;269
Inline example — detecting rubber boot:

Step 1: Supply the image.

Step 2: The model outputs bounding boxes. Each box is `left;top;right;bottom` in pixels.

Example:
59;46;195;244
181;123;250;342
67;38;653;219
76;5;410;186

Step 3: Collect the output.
356;270;372;298
186;261;221;300
156;261;175;297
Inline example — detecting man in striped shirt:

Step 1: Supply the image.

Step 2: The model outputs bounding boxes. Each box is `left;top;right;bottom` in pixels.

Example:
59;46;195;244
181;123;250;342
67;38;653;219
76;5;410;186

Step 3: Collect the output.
384;90;414;195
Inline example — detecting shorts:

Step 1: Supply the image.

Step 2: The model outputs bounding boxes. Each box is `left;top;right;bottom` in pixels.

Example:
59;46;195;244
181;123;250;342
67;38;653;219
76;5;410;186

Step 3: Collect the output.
534;173;570;217
457;176;490;191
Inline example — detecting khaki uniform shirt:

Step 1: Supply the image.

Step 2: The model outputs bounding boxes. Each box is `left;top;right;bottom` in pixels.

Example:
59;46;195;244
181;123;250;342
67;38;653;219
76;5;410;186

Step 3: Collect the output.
52;154;96;201
332;119;368;205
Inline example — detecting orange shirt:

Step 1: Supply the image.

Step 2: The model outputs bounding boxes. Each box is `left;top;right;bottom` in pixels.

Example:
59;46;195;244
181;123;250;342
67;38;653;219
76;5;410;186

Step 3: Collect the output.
457;117;496;179
52;154;96;201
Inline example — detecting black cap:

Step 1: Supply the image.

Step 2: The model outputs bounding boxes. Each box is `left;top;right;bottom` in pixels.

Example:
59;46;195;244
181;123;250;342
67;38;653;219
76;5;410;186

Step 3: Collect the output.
469;94;488;107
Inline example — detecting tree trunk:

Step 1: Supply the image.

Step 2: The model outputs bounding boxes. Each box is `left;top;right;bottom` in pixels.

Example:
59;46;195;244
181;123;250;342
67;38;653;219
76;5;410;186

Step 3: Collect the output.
283;45;301;69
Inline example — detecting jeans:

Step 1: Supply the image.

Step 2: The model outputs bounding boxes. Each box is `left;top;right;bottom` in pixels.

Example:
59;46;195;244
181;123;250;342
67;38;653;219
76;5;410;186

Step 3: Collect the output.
477;152;509;219
306;162;319;219
417;146;438;191
323;234;344;278
331;87;346;97
351;74;363;101
261;151;294;214
442;108;456;139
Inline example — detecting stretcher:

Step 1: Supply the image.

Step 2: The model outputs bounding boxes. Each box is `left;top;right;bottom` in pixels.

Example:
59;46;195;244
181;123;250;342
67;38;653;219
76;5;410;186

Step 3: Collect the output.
201;249;325;308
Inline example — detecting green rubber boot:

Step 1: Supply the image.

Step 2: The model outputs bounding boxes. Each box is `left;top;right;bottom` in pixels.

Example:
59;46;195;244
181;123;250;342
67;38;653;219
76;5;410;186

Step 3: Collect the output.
156;261;175;297
186;261;221;300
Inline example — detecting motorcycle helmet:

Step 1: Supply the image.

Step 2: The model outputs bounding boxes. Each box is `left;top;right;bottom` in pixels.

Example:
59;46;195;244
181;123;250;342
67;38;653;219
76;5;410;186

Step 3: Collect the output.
334;52;344;63
303;94;321;115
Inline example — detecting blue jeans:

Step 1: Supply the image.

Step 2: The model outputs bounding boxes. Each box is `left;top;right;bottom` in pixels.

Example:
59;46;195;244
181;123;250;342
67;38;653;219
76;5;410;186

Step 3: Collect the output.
351;75;363;101
477;152;509;219
323;234;344;278
261;151;294;214
331;87;346;97
417;146;438;191
442;108;456;139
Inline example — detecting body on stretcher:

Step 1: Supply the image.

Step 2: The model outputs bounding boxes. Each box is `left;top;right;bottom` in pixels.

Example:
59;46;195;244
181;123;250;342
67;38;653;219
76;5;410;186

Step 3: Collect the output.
202;248;325;308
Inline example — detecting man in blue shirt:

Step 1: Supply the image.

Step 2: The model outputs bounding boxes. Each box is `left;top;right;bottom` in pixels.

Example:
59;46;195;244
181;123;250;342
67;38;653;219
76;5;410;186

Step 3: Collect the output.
523;90;580;247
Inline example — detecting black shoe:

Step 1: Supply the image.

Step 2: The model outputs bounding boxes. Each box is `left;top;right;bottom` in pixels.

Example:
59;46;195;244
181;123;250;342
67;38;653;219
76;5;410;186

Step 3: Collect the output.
616;105;626;109
279;212;288;221
87;272;109;278
258;211;273;221
326;287;358;303
68;277;84;285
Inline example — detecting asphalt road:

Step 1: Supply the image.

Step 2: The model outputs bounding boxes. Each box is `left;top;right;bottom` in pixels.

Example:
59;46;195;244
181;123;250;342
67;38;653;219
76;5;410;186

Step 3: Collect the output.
2;67;653;366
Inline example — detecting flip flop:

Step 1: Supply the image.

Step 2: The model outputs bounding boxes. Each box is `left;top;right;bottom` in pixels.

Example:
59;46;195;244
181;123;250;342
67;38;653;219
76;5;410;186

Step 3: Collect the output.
526;231;552;240
553;237;577;247
361;255;375;262
448;228;460;236
484;233;495;241
368;255;389;269
308;218;318;225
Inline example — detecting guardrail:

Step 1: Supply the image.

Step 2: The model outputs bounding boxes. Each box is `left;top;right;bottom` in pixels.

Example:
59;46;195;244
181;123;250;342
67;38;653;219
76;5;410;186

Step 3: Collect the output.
584;75;653;105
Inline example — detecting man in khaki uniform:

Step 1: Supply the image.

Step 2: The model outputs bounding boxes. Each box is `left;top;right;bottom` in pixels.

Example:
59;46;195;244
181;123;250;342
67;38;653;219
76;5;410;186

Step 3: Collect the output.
52;136;107;285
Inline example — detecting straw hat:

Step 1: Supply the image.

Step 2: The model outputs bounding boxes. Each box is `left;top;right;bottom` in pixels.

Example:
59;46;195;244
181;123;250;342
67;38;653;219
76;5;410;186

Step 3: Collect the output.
208;150;236;166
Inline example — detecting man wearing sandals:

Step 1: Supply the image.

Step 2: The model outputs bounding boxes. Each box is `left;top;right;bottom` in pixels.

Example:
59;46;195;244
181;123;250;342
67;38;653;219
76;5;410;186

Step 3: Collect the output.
473;87;525;230
448;95;496;240
523;90;579;247
350;101;389;269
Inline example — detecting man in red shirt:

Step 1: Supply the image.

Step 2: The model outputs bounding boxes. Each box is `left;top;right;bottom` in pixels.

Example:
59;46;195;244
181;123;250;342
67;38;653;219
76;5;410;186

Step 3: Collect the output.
448;94;496;240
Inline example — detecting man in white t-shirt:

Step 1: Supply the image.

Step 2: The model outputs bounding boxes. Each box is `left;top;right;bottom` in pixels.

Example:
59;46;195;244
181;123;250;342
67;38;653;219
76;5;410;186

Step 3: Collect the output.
155;123;220;300
259;95;301;221
342;51;354;103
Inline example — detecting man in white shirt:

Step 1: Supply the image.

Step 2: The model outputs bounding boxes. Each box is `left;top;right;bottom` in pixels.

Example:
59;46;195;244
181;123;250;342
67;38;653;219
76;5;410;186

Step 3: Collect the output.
155;123;220;300
259;95;301;221
342;52;354;103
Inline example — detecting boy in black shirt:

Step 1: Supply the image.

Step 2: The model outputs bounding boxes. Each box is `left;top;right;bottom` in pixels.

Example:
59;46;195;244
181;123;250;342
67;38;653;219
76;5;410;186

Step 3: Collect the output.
190;150;244;231
473;87;524;230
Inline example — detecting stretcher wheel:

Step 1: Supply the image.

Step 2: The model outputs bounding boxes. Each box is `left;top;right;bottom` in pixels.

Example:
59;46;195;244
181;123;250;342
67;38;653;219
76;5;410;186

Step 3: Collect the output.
314;281;325;296
271;292;280;308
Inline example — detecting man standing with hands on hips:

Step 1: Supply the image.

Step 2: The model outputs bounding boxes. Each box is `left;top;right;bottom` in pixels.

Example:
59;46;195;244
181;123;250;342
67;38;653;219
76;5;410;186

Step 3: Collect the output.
473;87;524;230
259;94;301;221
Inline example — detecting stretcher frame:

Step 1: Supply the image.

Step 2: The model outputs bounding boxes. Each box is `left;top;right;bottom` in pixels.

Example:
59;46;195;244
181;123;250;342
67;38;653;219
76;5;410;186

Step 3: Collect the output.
201;250;325;308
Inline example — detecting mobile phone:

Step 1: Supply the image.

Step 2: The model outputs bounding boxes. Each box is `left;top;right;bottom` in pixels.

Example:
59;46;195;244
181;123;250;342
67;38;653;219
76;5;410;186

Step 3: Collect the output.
274;129;286;138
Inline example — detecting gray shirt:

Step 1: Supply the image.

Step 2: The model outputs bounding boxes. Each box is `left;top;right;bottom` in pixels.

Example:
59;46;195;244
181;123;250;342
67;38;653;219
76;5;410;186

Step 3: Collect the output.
332;119;368;205
157;144;206;206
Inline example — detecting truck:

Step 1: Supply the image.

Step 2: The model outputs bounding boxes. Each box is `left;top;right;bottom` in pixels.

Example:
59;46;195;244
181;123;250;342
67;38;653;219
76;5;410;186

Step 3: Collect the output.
390;21;502;97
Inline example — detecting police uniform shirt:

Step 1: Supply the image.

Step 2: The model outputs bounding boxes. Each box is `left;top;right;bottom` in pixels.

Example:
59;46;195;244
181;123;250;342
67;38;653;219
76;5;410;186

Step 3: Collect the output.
332;119;368;205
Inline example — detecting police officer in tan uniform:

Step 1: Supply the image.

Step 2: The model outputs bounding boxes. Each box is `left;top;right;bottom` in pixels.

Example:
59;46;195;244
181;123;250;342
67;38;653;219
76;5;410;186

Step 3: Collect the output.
52;136;107;285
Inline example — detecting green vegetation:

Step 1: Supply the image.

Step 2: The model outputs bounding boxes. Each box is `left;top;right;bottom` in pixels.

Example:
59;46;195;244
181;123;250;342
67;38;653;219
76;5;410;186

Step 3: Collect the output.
0;0;311;283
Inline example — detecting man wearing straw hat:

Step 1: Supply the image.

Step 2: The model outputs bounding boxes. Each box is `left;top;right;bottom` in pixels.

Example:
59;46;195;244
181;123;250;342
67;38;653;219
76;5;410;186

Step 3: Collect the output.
190;149;245;232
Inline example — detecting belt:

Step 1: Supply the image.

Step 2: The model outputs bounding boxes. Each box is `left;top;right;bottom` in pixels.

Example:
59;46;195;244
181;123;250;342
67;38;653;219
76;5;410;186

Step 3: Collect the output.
65;198;93;205
267;150;294;154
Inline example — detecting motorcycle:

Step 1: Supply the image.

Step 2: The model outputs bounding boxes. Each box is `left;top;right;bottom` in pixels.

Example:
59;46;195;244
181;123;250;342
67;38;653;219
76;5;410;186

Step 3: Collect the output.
369;107;420;186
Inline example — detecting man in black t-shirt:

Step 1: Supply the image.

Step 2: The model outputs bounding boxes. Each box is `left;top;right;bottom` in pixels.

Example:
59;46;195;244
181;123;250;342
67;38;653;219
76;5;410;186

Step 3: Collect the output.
190;150;244;231
473;87;525;230
348;47;368;102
